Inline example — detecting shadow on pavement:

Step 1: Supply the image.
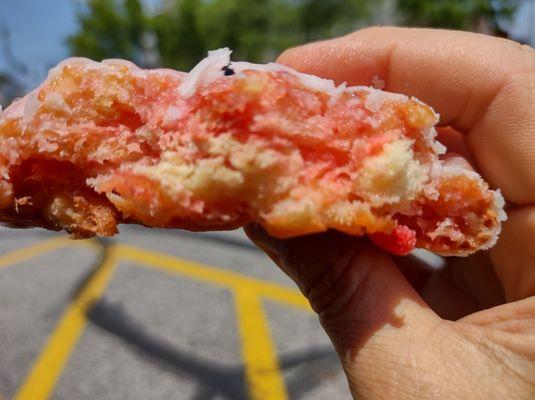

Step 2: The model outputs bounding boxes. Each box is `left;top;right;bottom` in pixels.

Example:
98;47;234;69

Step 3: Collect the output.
67;237;111;300
87;299;341;400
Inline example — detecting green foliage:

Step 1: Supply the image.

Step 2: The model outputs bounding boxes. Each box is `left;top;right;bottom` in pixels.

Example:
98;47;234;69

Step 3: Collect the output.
199;0;271;61
67;0;518;70
153;0;207;70
68;0;149;62
397;0;518;31
300;0;370;41
68;0;372;69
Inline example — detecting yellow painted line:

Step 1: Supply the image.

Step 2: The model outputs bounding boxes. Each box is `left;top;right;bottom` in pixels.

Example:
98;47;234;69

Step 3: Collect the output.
235;287;288;400
14;248;118;400
255;283;310;311
116;244;311;311
0;237;100;271
0;237;70;270
0;238;308;310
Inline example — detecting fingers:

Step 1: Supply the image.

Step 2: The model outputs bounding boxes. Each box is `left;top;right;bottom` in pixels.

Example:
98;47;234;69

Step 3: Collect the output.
247;222;495;319
467;72;535;204
278;27;535;203
490;205;535;302
246;226;535;399
245;225;444;396
460;296;535;327
419;253;504;320
244;225;471;397
435;127;474;165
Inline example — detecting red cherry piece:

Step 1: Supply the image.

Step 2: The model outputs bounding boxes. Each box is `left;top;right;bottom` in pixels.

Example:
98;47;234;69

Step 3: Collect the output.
370;225;417;255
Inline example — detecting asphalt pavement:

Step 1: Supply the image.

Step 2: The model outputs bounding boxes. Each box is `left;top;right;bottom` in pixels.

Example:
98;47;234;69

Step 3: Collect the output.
0;225;351;400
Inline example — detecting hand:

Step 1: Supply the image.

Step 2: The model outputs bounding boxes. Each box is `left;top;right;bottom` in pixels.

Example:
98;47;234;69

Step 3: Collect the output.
245;27;535;399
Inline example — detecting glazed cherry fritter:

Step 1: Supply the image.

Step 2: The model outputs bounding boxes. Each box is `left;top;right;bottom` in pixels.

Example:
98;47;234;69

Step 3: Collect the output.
0;50;505;256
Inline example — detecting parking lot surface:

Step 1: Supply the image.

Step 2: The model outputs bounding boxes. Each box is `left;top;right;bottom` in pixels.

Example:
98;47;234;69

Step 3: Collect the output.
0;226;350;399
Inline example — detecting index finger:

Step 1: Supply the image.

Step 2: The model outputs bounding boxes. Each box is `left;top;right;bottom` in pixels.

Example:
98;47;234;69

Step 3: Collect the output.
278;27;535;204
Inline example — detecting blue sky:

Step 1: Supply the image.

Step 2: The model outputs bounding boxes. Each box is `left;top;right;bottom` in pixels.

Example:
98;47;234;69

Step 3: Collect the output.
0;0;78;84
0;0;161;88
0;0;533;90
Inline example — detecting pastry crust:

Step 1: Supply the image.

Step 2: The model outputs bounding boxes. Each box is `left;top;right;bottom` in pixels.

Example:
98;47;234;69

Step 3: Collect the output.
0;49;506;255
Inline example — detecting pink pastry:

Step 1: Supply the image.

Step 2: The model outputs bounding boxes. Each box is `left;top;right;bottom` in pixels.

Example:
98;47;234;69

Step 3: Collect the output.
0;49;505;255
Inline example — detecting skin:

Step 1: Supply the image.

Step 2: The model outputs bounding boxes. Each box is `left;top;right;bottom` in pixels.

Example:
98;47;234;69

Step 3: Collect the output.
245;27;535;399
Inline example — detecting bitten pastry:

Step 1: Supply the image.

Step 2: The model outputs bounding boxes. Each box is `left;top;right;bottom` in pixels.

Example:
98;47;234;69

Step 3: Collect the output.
0;49;506;256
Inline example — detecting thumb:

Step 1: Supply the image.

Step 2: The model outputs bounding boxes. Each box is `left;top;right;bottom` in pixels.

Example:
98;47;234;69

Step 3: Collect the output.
245;225;442;397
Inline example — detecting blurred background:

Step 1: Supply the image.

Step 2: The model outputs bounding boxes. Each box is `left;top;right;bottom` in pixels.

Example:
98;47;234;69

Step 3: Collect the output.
0;1;532;400
0;0;533;107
